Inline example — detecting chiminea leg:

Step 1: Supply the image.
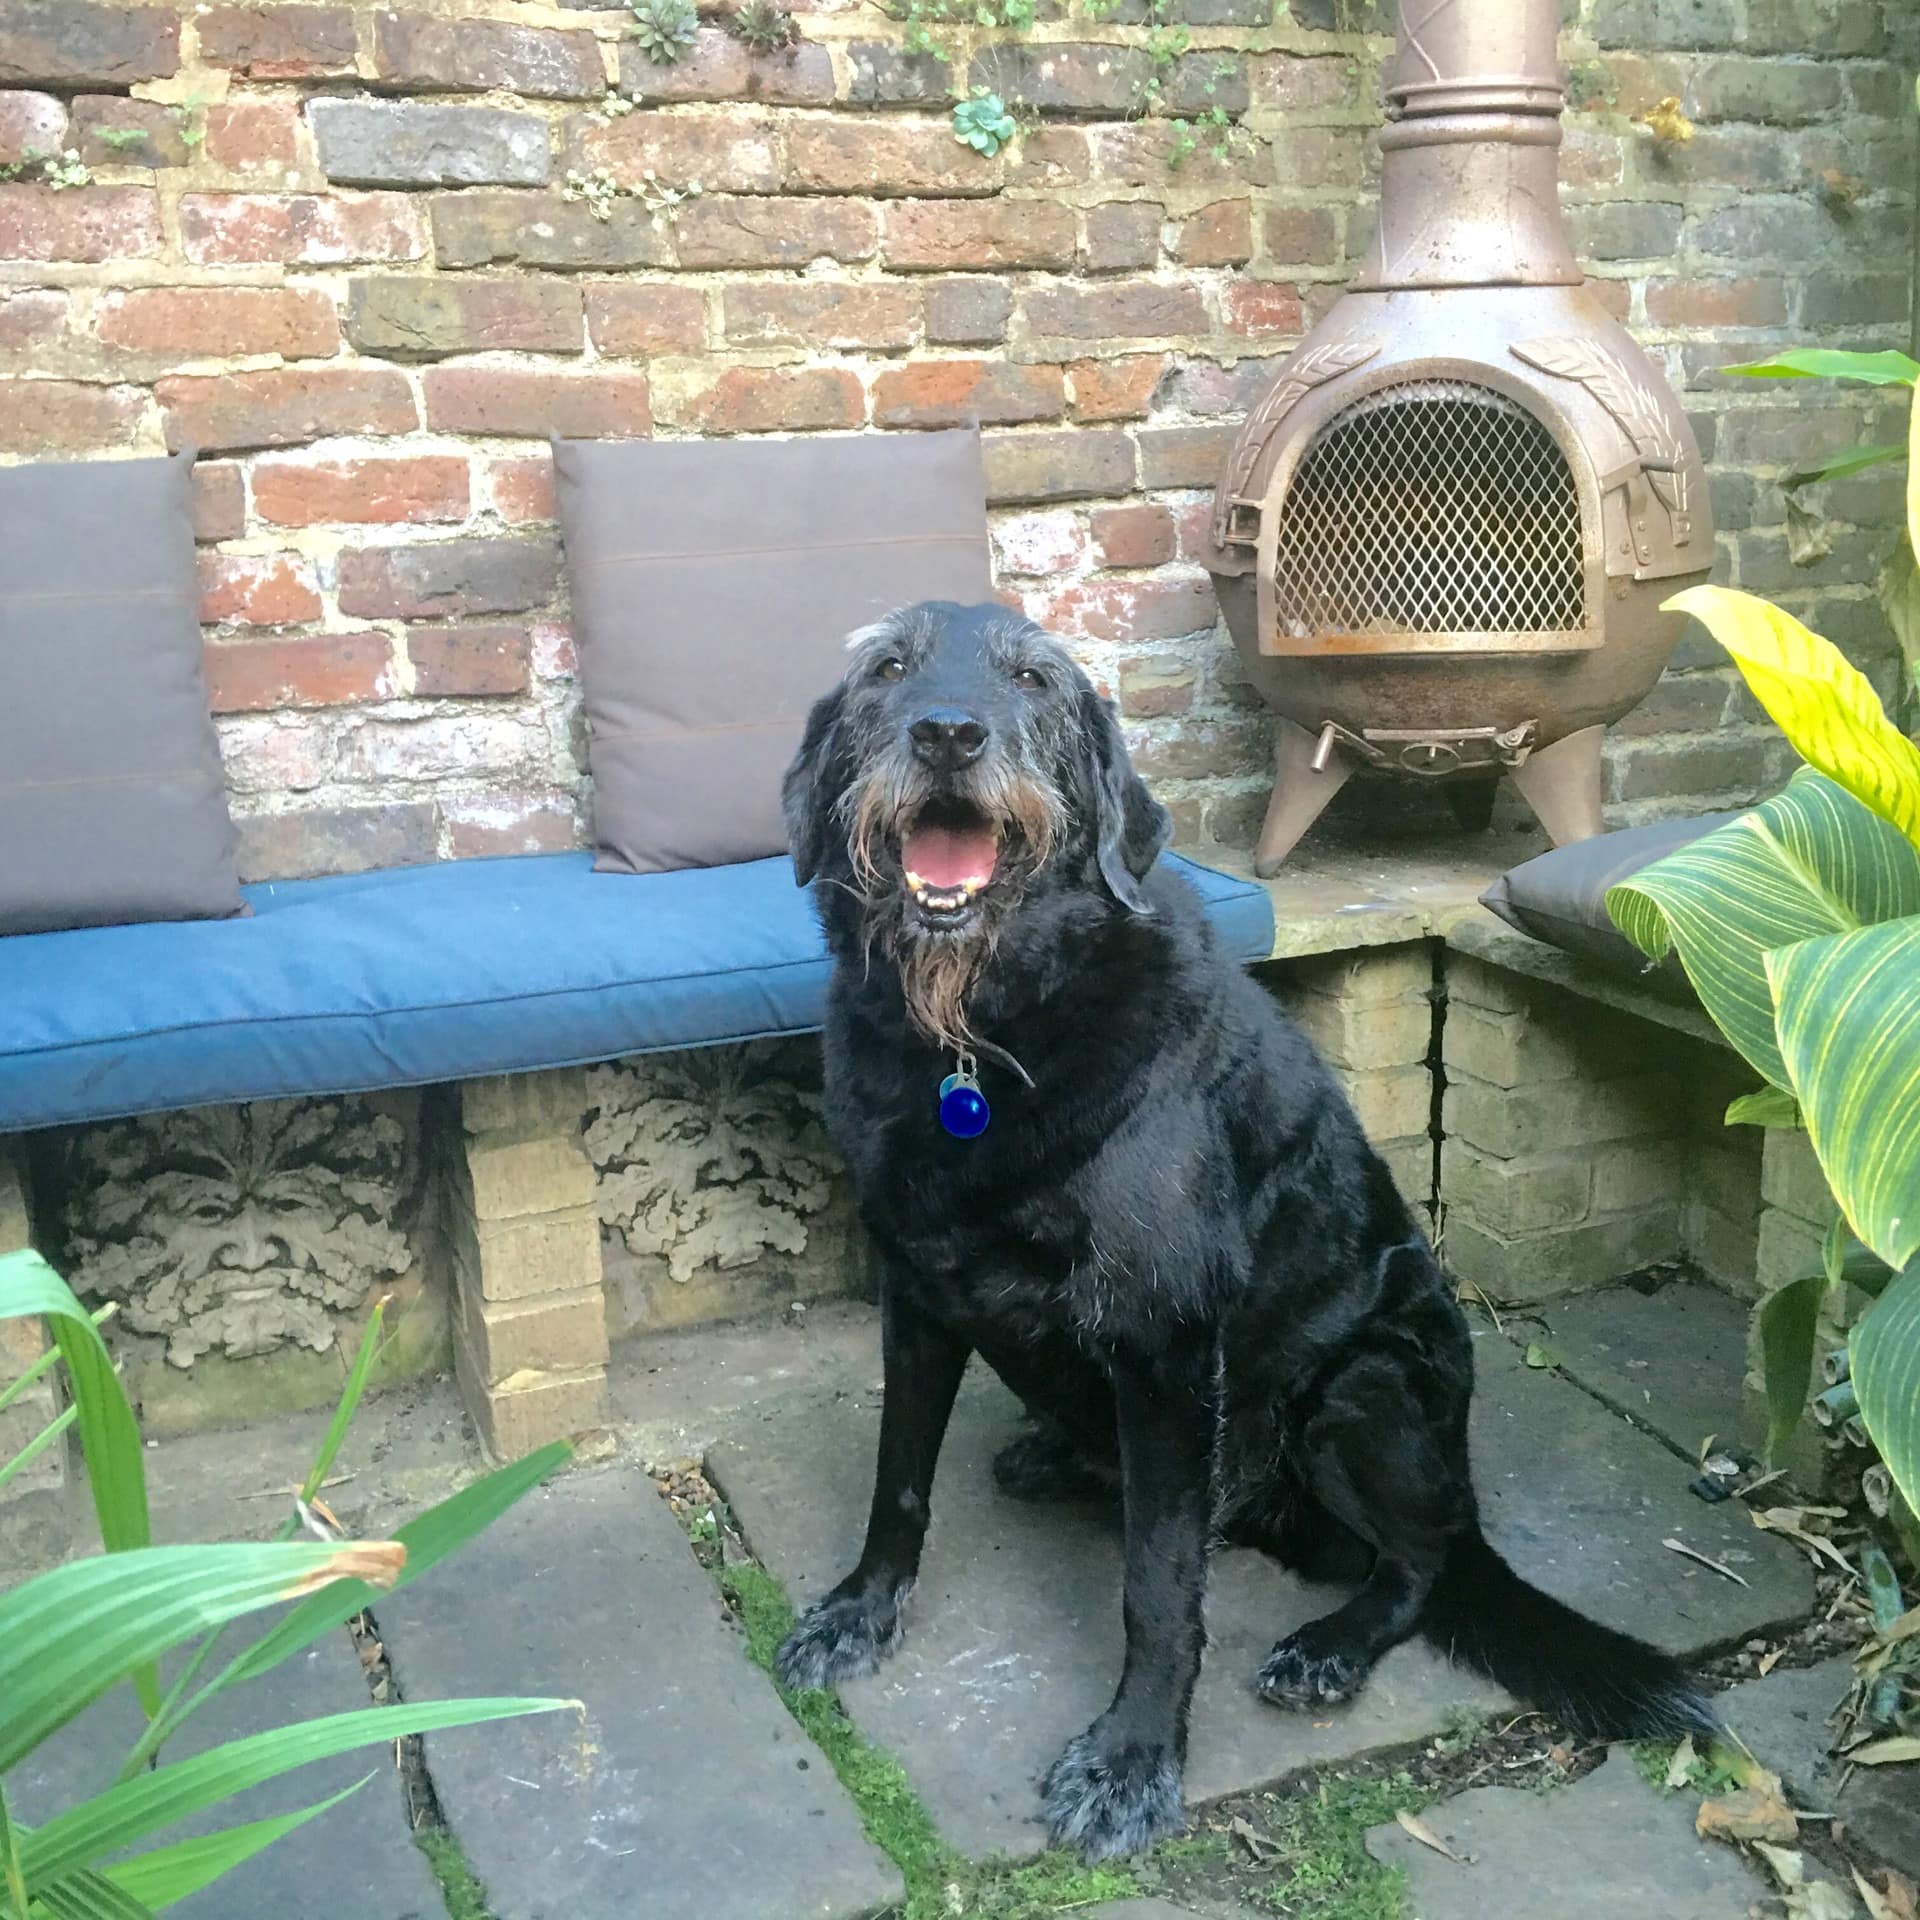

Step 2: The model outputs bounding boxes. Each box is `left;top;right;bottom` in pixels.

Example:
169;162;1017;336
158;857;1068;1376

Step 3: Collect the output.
1506;724;1606;847
1254;716;1354;876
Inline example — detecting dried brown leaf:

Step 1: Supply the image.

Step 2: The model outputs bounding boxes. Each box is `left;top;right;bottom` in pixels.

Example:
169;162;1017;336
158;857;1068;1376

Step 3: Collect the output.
286;1539;406;1596
1847;1736;1920;1766
1665;1734;1698;1789
1695;1785;1797;1844
1855;1866;1920;1920
1395;1808;1465;1863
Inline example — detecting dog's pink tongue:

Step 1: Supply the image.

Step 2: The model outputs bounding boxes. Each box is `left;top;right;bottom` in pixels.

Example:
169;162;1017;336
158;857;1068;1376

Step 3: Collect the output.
903;825;997;888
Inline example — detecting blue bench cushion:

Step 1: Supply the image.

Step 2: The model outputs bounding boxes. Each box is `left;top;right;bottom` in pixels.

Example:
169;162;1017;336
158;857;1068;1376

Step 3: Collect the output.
0;851;1276;1133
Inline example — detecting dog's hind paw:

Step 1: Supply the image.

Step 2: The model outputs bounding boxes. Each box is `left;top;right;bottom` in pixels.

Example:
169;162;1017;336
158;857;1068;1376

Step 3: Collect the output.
774;1578;913;1691
1041;1729;1185;1861
1255;1634;1367;1710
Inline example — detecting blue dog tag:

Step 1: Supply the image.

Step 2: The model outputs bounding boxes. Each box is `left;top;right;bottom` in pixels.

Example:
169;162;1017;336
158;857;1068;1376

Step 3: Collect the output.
938;1060;990;1139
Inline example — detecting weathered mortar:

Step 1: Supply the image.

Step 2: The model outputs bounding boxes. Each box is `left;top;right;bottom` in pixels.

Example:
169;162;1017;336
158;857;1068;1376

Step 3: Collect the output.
0;0;1914;876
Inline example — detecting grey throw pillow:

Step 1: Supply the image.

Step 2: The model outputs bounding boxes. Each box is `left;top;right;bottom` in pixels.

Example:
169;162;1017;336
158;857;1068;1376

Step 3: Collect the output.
0;452;241;936
556;429;992;875
1479;811;1747;994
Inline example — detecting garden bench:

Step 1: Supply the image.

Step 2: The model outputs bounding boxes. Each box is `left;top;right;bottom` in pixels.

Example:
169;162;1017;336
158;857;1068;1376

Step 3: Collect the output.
0;845;1277;1453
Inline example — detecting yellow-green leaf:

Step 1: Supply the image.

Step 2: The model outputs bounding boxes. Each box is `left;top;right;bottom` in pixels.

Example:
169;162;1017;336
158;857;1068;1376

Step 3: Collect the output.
1768;918;1920;1275
1907;365;1918;578
1607;771;1920;1088
1662;586;1920;847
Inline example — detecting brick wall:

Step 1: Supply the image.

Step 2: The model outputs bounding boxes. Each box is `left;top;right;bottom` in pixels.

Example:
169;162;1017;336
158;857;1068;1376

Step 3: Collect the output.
1;0;1914;878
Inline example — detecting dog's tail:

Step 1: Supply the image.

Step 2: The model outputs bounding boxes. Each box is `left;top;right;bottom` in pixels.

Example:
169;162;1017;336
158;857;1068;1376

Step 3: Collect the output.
1420;1526;1719;1740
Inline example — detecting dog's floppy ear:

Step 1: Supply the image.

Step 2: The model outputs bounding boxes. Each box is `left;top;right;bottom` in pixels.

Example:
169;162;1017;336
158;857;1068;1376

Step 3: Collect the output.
782;681;849;887
1080;687;1171;914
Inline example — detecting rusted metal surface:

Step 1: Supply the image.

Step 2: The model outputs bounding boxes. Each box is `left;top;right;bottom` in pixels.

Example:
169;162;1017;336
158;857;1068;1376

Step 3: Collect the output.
1205;0;1713;873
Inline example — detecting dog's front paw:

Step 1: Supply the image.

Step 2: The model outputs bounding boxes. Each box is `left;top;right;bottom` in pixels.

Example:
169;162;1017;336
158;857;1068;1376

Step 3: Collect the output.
774;1578;913;1691
1255;1631;1368;1710
1041;1728;1185;1860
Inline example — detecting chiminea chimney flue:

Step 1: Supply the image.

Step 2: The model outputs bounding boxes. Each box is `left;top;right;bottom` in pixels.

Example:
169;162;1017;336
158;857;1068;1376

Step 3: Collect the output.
1205;0;1713;872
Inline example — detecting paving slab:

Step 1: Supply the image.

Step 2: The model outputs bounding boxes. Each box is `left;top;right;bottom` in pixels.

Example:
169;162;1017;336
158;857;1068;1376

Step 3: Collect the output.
1520;1282;1752;1460
1083;1901;1207;1918
379;1462;902;1920
1721;1655;1920;1881
1363;1750;1772;1919
710;1335;1814;1862
13;1623;445;1920
1469;1330;1812;1654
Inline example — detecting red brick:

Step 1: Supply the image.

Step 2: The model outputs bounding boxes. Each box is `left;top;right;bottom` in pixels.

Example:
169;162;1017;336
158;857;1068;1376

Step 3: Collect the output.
346;277;582;355
1094;122;1270;188
0;285;67;349
198;551;323;627
1261;205;1341;266
1068;355;1164;422
193;462;247;541
1137;423;1231;488
572;111;778;194
0;184;161;262
205;631;394;710
1021;281;1208;340
785;120;1001;197
672;195;877;269
0;378;147;452
180;192;427;265
1251;53;1355;110
1174;198;1252;266
488;452;555;523
407;623;531;697
0;6;179;86
1585;276;1631;322
872;359;1063;429
1008;127;1091;187
202;99;300;170
159;368;417;452
372;13;604;98
1117;653;1195;718
338;537;558;618
620;29;834;107
1092;502;1176;568
197;6;356;77
98;286;339;359
675;366;864;435
1645;277;1789;328
1048;574;1219;643
71;95;189;168
253;454;471;527
422;366;651;439
1082;200;1162;272
0;91;66;164
446;799;575;858
882;199;1075;271
982;429;1136;504
584;283;708;356
721;281;917;351
1223;280;1304;336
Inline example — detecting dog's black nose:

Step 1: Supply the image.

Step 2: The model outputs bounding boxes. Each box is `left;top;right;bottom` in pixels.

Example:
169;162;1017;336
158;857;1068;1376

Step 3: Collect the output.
908;708;988;769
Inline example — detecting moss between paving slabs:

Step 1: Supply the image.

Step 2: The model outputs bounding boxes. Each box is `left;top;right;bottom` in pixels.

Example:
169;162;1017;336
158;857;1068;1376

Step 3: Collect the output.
414;1826;499;1920
713;1549;1441;1920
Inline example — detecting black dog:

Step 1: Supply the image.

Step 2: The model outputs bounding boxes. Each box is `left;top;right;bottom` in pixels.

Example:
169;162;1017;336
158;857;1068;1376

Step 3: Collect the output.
774;600;1713;1860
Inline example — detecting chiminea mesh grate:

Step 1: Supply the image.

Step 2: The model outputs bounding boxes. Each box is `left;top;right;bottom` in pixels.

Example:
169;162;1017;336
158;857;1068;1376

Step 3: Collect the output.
1271;380;1586;642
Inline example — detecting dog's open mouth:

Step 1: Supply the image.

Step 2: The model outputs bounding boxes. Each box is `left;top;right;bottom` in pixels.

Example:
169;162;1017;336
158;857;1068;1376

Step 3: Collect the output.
900;801;1000;929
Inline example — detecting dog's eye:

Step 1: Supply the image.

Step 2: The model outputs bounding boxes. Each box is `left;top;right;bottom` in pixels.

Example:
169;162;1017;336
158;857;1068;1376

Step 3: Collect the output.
875;657;906;683
1012;667;1047;693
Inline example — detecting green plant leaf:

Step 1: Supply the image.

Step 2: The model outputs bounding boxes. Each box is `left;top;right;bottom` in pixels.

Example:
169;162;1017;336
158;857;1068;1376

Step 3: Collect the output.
1784;443;1909;490
0;1402;76;1498
20;1700;576;1891
1607;771;1920;1088
213;1441;569;1697
0;1252;149;1559
1663;586;1920;846
100;1782;367;1910
1768;917;1920;1273
0;1541;405;1775
1756;1273;1826;1465
29;1868;155;1919
299;1298;388;1507
1726;1086;1801;1127
1724;349;1920;386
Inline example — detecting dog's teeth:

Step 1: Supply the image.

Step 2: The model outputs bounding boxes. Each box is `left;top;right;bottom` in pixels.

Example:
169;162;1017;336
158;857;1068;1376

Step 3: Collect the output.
904;870;925;890
961;878;984;897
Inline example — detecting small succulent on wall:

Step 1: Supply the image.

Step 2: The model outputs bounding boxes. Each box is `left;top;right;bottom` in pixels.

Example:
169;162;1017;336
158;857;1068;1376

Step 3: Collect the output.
951;88;1016;158
631;0;700;64
729;0;798;52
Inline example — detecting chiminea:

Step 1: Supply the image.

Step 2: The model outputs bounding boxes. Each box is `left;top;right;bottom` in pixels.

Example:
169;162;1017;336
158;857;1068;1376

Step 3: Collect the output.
1204;0;1712;873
